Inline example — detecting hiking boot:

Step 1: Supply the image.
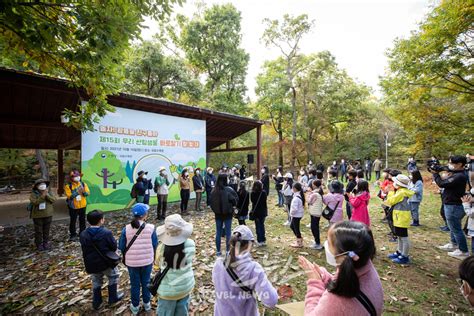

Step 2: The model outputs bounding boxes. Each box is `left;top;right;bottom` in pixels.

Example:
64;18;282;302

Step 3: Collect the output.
107;284;124;305
392;255;410;265
438;243;457;251
92;287;103;310
387;251;401;259
448;249;469;260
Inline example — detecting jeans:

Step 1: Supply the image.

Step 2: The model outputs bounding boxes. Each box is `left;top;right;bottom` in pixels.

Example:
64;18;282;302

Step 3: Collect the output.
340;171;347;182
157;194;168;219
410;202;420;223
127;264;153;307
440;198;447;225
255;217;266;243
310;215;321;244
444;204;468;252
290;217;302;238
180;189;190;212
277;190;284;206
91;267;119;289
33;216;52;246
69;207;86;237
195;191;202;211
365;170;372;181
375;170;381;180
157;295;190;316
215;217;232;255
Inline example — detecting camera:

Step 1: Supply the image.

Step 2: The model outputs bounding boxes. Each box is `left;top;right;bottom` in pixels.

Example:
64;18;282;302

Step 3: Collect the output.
426;160;449;173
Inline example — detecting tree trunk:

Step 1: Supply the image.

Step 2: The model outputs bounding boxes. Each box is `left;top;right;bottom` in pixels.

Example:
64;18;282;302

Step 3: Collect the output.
291;86;297;171
35;149;49;181
278;129;284;167
302;87;313;162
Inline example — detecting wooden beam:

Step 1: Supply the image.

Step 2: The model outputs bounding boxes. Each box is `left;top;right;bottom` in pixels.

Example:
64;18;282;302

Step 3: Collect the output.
57;149;64;196
207;136;229;142
0;118;67;130
257;125;262;180
58;136;81;150
208;146;257;153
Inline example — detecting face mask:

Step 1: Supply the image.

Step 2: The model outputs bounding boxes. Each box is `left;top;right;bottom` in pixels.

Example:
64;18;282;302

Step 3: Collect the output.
300;171;305;175
142;175;147;179
38;184;47;191
161;171;167;176
185;172;189;177
73;176;80;182
471;188;474;195
324;240;338;267
196;170;200;174
261;169;265;173
448;164;455;171
209;171;213;174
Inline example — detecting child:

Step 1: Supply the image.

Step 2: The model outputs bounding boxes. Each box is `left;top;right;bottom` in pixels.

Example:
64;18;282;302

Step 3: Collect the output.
290;182;305;248
282;173;294;226
250;180;268;246
344;170;357;220
349;180;371;227
29;179;55;251
299;221;384;315
119;203;158;315
155;214;195;316
236;181;250;225
323;180;345;224
212;225;278;315
458;255;474;306
408;170;424;226
308;180;324;250
461;189;474;255
272;166;285;207
384;174;414;264
80;210;123;310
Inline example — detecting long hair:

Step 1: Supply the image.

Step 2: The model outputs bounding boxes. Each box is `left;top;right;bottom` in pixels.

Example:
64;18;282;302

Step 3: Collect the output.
326;221;376;297
252;180;263;193
212;173;228;194
163;243;186;269
411;170;423;183
131;215;145;229
356;180;370;194
227;232;251;266
238;180;247;197
181;168;188;178
292;182;305;206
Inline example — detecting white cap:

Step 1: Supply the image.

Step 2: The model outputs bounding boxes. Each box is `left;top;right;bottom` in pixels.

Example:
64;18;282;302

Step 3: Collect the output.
156;214;193;246
284;172;293;179
159;166;166;172
232;225;254;241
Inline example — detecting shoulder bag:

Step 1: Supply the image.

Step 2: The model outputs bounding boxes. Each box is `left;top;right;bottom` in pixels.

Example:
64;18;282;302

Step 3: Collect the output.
91;240;121;269
122;223;146;265
322;200;340;221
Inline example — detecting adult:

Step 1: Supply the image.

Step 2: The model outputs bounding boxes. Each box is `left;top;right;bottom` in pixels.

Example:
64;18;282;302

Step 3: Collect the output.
330;161;339;179
407;157;418;173
229;167;239;192
272;166;284;207
282;173;294;226
65;170;90;242
154;167;170;220
364;157;373;181
29;179;55;251
307;160;314;170
459;255;474;307
250;180;268;247
261;166;270;195
192;168;205;212
299;221;384;315
339;159;347;182
240;164;247;180
316;162;325;173
408;170;424;226
205;167;216;208
210;174;239;257
179;169;191;215
434;155;470;260
372;158;383;181
135;170;152;205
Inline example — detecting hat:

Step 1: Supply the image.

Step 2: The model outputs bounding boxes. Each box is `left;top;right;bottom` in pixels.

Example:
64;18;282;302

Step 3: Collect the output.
159;166;166;172
206;167;214;172
156;214;193;246
195;167;201;171
70;170;82;177
131;203;150;217
393;174;410;188
33;178;50;188
137;170;148;176
232;225;255;241
284;172;293;179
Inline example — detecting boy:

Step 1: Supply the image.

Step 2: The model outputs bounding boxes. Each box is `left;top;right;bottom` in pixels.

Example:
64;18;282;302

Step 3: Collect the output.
80;210;123;310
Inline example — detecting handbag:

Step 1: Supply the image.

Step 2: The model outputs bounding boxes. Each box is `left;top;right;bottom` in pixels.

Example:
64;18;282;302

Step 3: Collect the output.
234;192;249;219
122;223;146;265
322;200;340;221
148;266;170;296
91;240;121;268
249;191;263;221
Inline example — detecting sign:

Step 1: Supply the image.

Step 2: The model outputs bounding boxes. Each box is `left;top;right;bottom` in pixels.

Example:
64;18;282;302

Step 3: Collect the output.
81;107;206;211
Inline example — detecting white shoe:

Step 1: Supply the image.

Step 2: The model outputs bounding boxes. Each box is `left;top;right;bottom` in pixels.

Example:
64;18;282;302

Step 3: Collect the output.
438;243;457;251
144;302;152;312
306;223;311;228
283;221;290;226
448;249;469;260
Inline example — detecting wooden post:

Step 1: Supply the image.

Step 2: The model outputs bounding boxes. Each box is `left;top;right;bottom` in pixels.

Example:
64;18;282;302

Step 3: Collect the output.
256;125;262;180
57;149;64;196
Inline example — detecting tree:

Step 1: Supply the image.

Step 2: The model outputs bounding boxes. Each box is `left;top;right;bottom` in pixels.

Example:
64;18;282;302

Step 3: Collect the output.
261;14;314;169
177;4;249;114
88;150;126;189
0;1;182;131
35;150;49;181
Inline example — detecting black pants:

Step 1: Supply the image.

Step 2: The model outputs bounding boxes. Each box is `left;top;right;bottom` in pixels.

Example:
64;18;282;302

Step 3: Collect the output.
365;169;372;180
157;194;168;219
206;189;212;206
33;216;52;246
238;219;246;225
69;207;86;237
310;215;321;244
180;189;190;212
346;201;352;219
195;191;202;211
290;217;302;238
375;170;381;180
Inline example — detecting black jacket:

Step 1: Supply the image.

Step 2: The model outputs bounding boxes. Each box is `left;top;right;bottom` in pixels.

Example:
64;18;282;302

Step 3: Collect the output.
261;175;270;195
192;174;204;190
236;190;250;216
434;170;468;205
80;226;117;274
211;186;239;219
205;174;216;191
274;175;284;190
250;190;268;219
136;178;152;196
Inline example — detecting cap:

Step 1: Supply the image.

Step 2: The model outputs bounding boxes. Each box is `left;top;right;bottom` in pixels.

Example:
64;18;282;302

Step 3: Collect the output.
159;166;166;172
232;225;254;241
131;203;150;216
284;172;293;179
137;170;148;176
393;174;410;188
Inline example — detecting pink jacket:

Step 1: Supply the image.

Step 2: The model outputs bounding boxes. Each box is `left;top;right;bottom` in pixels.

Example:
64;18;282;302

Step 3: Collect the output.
322;193;344;223
349;192;371;227
124;223;155;267
304;260;384;316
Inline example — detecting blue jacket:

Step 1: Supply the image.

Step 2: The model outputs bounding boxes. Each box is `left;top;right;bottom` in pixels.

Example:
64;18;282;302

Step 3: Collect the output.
205;174;216;191
136;178;152;196
80;226;117;274
409;180;423;203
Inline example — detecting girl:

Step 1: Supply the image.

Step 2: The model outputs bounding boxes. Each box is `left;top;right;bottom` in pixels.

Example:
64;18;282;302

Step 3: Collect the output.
119;203;158;315
282;173;294;226
272;166;285;207
210;174;239;257
299;221;384;315
299;168;309;189
236;181;250;225
155;214;195;316
261;166;270;196
290;182;305;248
349;180;371;227
29;179;55;251
308;180;324;250
384;174;414;264
212;225;278;315
250;180;268;247
323;181;345;224
344;170;358;220
179;169;191;215
408;170;424;226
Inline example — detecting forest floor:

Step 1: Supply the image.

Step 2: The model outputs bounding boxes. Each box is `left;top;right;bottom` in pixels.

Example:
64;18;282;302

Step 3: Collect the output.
0;180;471;315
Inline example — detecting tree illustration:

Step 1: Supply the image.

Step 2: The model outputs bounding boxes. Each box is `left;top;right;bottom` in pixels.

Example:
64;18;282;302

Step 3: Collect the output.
88;150;125;189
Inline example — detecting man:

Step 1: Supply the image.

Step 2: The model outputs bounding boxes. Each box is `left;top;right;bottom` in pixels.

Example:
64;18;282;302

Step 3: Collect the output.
205;167;216;208
240;164;246;180
339;159;347;182
407;157;418;173
373;157;383;180
364;157;373;181
154;167;170;220
135;170;152;205
434;155;470;260
65;170;90;242
330;161;339;179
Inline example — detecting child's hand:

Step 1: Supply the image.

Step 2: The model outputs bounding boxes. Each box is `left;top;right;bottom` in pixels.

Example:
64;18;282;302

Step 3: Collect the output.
298;256;322;281
461;195;472;203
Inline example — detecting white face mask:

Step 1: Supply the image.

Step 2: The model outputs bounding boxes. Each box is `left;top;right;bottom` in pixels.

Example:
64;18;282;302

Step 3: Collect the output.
142;175;147;179
209;171;213;174
38;184;47;191
196;170;200;174
261;169;265;173
73;176;80;182
161;171;167;176
324;240;338;267
448;164;455;171
184;172;189;177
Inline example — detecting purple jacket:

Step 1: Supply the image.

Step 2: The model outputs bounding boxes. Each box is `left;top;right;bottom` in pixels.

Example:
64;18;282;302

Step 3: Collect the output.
212;252;278;316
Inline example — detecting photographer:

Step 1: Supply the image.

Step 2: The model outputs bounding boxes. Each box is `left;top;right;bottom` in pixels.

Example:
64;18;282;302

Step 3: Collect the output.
432;155;470;260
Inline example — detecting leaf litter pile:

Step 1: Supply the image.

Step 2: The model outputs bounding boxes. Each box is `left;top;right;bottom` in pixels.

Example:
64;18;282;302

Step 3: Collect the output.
0;188;471;315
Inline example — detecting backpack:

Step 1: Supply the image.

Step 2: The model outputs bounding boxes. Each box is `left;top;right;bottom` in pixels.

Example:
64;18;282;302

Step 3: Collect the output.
130;183;138;198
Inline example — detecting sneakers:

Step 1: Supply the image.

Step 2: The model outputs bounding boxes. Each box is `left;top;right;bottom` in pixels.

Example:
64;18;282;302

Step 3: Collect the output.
448;249;469;260
144;302;152;312
283;220;291;226
290;238;303;248
392;255;410;264
387;251;401;259
439;225;450;232
438;243;457;251
130;304;140;315
68;235;79;242
309;243;324;250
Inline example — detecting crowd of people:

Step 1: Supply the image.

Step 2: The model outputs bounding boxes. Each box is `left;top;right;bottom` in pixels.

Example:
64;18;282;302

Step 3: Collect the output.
25;153;474;314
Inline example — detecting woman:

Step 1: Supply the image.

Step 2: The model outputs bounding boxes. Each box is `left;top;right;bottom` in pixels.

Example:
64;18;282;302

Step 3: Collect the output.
119;203;158;315
299;221;384;315
236;181;250;225
272;166;285;207
408;170;423;226
261;166;270;196
155;214;195;316
308;180;324;250
179;169;191;215
290;182;305;248
250;180;268;247
210;174;239;257
323;180;345;224
192;168;204;212
29;179;56;251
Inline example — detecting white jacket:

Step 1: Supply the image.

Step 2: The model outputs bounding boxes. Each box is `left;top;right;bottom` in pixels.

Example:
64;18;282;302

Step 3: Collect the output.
463;202;474;235
290;192;304;218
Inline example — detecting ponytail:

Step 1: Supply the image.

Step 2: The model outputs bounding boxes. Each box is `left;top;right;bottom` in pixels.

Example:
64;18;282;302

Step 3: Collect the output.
131;216;141;229
226;232;250;267
327;255;360;297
